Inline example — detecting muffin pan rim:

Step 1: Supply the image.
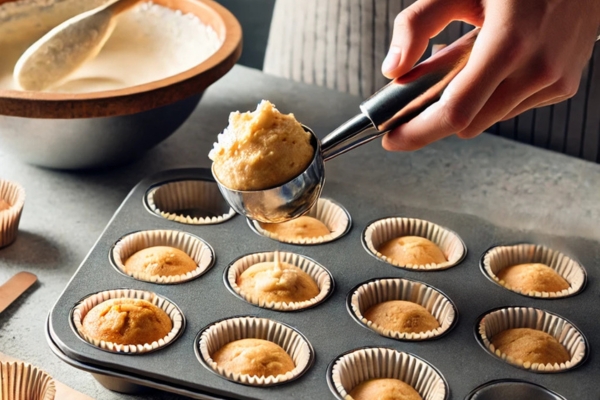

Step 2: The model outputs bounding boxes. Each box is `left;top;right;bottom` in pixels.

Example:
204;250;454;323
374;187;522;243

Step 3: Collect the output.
222;250;336;312
108;228;217;285
193;314;316;387
345;276;459;342
69;288;187;356
143;177;237;226
464;378;567;400
473;305;590;374
361;216;468;271
478;243;588;300
246;197;353;246
325;345;450;400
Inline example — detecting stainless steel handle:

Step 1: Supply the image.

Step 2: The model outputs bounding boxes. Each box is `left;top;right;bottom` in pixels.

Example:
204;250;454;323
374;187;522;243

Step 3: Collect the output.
321;28;480;161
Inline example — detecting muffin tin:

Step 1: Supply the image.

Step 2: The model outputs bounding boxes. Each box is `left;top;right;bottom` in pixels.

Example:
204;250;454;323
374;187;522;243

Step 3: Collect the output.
46;168;597;399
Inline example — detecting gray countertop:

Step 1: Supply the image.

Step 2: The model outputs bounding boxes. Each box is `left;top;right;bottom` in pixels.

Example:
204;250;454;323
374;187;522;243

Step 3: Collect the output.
0;65;599;399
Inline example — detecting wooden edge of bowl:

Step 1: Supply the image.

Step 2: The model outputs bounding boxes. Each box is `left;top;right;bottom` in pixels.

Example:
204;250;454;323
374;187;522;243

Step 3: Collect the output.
0;0;243;119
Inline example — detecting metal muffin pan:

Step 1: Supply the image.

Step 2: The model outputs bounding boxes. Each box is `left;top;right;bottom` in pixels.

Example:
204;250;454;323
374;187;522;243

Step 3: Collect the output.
47;168;597;399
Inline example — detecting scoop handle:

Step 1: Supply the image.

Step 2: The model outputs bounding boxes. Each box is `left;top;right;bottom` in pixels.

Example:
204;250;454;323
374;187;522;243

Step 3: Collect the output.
321;28;479;161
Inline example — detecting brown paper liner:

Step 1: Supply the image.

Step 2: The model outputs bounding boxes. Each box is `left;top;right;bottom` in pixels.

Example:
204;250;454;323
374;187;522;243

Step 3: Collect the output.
250;198;351;244
481;244;586;298
111;229;215;284
0;179;25;248
146;180;235;225
197;316;313;386
477;306;587;372
349;278;457;340
328;347;448;400
71;289;184;354
363;217;466;270
0;361;55;400
226;251;333;311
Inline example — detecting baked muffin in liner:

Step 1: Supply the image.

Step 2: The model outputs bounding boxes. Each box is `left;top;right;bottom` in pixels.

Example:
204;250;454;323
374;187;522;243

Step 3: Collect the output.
0;361;55;400
0;179;26;248
111;229;215;284
71;289;185;354
195;316;314;386
362;217;466;270
347;278;457;340
225;251;333;311
249;198;351;245
327;347;448;400
476;306;588;372
146;179;235;225
480;244;586;298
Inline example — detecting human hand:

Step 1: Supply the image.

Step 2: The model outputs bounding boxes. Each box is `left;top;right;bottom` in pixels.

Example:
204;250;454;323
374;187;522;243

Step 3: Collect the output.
381;0;600;151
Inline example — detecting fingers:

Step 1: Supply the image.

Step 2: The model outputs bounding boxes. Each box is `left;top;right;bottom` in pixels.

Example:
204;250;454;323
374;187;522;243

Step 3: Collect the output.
383;24;518;151
382;0;479;79
501;77;581;120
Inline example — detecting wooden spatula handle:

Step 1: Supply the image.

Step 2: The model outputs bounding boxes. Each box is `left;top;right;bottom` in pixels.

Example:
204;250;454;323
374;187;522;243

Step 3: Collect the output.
0;272;37;313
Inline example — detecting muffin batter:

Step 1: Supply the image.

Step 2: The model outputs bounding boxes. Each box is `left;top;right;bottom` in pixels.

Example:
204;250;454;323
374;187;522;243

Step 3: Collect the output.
124;246;197;277
212;338;295;377
209;100;314;191
364;300;440;334
0;0;221;92
259;216;330;239
237;258;319;304
491;327;570;366
82;298;172;345
349;378;423;400
497;263;569;293
378;236;446;266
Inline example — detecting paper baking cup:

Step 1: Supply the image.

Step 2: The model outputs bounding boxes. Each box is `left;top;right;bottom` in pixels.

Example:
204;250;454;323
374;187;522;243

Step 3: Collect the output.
327;347;448;400
0;179;25;248
480;244;586;298
146;180;235;225
195;316;314;386
249;198;351;245
111;229;215;284
0;361;55;400
225;251;333;311
476;306;588;372
363;217;466;270
71;289;185;354
348;278;457;340
465;379;567;400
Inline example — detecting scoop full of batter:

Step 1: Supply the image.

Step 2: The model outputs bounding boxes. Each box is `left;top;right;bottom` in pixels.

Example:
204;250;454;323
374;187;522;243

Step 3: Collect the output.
209;100;314;191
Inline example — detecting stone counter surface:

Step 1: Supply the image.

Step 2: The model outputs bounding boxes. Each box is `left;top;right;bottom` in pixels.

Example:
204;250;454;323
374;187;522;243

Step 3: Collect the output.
0;65;599;399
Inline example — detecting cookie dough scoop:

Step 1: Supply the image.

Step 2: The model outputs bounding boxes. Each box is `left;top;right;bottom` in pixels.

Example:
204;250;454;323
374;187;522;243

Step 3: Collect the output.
215;29;479;223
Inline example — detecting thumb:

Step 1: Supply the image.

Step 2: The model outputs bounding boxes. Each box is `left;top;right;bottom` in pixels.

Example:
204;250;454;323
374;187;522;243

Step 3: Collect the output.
382;0;477;79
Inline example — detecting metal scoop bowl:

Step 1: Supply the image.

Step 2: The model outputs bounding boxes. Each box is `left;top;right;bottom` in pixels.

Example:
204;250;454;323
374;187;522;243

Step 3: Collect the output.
214;28;479;223
212;128;325;223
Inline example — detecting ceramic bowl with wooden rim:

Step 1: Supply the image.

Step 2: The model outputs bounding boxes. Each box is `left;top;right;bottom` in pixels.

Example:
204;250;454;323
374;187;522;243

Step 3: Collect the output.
0;0;242;169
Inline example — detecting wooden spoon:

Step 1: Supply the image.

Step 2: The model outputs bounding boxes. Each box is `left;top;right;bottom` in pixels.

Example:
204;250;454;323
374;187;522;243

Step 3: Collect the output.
13;0;140;91
0;271;36;313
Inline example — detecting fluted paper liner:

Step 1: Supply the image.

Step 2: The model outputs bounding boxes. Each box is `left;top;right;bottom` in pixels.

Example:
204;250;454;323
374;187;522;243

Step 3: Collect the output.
363;217;466;270
329;347;448;400
0;179;25;248
477;307;587;372
0;361;55;400
349;278;456;340
146;180;235;224
72;289;184;354
251;198;351;244
198;316;313;386
481;244;586;298
226;251;333;311
111;229;215;284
